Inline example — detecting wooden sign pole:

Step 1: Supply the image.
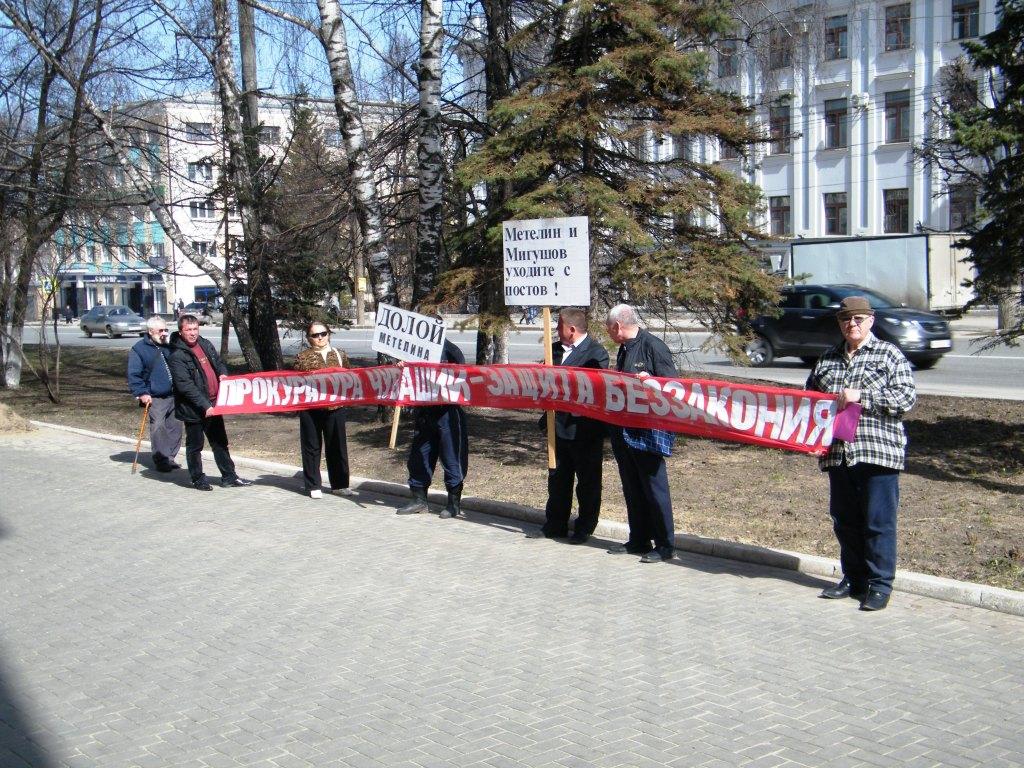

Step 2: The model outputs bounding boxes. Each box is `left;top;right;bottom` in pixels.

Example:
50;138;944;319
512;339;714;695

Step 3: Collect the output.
389;406;401;449
543;307;556;469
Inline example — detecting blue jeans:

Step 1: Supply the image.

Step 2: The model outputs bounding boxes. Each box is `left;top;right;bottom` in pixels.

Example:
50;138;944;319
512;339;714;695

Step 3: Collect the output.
828;463;900;595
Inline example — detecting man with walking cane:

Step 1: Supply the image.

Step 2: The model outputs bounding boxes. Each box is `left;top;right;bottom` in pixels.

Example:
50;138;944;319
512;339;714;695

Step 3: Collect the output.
127;316;183;473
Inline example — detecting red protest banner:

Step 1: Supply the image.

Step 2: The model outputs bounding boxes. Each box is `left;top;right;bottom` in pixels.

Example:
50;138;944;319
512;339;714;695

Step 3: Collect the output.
211;363;842;454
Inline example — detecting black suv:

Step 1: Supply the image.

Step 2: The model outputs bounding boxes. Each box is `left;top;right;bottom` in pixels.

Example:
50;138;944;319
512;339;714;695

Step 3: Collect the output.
745;284;952;369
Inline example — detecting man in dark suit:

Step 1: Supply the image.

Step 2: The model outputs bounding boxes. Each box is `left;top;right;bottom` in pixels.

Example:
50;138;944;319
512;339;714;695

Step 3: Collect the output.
526;308;609;544
605;303;679;563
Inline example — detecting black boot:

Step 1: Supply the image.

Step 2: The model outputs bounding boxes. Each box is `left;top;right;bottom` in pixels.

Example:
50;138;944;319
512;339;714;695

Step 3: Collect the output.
396;485;429;515
440;484;463;519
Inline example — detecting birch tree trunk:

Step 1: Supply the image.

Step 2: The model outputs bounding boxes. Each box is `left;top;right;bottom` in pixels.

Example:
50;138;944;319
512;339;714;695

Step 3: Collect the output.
211;0;282;370
315;0;397;305
414;0;444;307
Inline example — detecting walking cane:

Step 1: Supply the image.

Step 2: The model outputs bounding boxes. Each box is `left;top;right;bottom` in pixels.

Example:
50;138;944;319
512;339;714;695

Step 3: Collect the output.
131;401;151;474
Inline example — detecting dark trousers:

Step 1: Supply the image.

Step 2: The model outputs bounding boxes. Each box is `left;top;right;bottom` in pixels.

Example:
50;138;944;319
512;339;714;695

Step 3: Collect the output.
407;406;468;490
543;436;604;537
148;395;182;467
611;433;674;555
299;408;349;491
828;463;900;595
184;416;237;484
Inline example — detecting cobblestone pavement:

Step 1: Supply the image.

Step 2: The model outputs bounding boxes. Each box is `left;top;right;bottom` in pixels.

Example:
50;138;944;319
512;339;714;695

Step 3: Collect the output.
1;428;1023;768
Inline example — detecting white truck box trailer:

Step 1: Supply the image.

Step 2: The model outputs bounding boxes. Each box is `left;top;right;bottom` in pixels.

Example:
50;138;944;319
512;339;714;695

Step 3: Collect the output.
788;233;973;312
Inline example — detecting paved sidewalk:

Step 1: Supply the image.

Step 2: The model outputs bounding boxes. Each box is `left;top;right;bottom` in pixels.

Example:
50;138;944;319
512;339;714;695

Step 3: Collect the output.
1;429;1023;768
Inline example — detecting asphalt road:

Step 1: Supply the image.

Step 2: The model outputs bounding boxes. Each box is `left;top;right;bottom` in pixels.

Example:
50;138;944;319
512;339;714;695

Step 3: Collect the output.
24;321;1023;400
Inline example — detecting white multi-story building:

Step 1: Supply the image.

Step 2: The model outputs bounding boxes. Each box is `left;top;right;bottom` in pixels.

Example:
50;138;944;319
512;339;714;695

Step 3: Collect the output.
702;0;994;267
48;93;398;320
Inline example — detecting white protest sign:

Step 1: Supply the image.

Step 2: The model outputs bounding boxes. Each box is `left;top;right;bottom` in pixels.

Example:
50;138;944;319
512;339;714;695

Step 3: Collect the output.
372;304;446;363
502;216;590;306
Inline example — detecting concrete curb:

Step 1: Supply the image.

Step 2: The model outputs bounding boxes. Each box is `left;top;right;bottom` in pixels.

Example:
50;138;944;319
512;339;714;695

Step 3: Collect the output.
27;419;1024;617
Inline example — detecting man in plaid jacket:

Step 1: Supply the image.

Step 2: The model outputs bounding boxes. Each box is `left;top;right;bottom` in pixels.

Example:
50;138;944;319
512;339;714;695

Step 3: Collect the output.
605;304;679;563
806;296;917;612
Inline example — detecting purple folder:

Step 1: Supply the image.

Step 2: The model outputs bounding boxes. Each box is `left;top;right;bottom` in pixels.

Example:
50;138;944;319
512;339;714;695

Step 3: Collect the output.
833;403;862;442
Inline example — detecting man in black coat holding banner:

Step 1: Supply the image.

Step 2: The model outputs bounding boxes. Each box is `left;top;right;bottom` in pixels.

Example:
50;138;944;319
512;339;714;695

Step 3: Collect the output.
605;303;678;563
526;308;609;544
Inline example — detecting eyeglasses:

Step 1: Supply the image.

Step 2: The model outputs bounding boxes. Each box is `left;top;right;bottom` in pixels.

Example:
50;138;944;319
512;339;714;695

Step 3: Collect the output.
308;330;329;339
839;315;871;326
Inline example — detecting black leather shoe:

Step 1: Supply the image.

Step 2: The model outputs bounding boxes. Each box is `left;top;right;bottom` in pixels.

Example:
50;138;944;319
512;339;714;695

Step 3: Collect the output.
156;463;175;473
567;533;589;545
193;479;213;491
819;578;866;600
640;549;674;563
860;589;891;611
221;477;253;488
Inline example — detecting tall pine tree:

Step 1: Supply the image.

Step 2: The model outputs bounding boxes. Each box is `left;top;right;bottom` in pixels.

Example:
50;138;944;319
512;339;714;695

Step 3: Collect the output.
948;0;1024;339
453;0;778;351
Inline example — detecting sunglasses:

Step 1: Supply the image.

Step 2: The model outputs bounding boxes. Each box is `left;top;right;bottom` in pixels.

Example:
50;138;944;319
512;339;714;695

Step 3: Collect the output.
839;315;871;326
308;330;329;339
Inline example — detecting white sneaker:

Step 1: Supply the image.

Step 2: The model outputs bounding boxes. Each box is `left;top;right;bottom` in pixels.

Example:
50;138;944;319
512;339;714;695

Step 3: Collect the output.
310;489;323;499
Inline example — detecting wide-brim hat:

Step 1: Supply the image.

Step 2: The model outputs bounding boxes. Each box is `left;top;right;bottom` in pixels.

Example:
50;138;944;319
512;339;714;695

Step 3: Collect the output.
836;296;875;319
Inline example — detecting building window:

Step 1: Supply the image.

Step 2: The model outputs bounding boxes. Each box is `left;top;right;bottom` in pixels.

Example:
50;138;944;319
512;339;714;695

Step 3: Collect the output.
884;188;910;233
952;1;979;39
189;199;216;219
948;184;977;229
885;90;911;143
191;241;215;259
768;26;792;70
769;102;792;155
769;196;792;236
824;192;848;235
259;126;281;145
720;139;739;160
185;122;214;142
187;161;213;183
718;39;738;77
824;98;849;149
824;15;848;60
884;4;911;51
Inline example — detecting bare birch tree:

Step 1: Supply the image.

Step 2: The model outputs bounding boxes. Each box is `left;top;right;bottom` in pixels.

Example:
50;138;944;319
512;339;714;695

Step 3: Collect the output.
414;0;444;306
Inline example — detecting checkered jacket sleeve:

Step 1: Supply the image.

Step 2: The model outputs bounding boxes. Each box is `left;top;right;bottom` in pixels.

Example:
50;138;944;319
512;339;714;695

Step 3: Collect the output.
806;335;916;470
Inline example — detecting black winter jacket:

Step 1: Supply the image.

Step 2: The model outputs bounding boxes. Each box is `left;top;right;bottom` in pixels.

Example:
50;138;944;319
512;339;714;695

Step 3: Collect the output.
168;332;228;423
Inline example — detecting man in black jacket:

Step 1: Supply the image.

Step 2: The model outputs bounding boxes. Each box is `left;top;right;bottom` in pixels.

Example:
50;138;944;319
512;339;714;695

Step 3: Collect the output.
168;314;251;491
526;308;609;544
605;304;678;563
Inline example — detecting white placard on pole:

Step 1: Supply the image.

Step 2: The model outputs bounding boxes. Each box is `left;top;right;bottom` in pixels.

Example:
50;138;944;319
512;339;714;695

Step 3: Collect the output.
502;216;590;306
371;303;446;363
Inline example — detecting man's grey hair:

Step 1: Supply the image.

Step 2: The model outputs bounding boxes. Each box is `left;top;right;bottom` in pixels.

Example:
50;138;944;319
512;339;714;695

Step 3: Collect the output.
607;304;640;328
146;315;167;331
